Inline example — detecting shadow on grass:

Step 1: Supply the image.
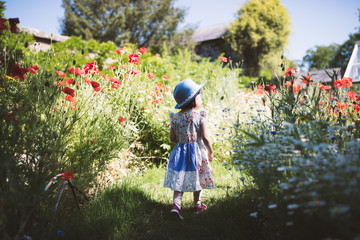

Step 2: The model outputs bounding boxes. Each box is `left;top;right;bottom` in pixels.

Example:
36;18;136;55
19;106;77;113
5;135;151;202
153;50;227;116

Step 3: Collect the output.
53;180;359;240
53;182;260;240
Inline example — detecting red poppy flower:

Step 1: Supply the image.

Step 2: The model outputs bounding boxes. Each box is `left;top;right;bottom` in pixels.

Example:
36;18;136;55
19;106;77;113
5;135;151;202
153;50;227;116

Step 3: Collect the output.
162;87;169;93
293;83;301;93
29;65;39;74
84;77;92;85
60;172;74;180
139;47;147;54
109;65;116;70
111;78;121;89
148;73;155;79
347;91;356;100
84;62;100;75
69;66;84;76
119;116;125;124
334;80;342;88
4;112;17;122
284;81;291;88
64;78;71;84
341;77;352;87
285;68;295;76
264;84;271;92
162;75;169;80
65;95;73;101
356;105;360;113
319;84;331;90
56;71;66;78
219;56;228;63
302;76;313;85
128;53;140;65
0;18;8;31
8;18;19;33
257;85;262;89
62;87;75;97
91;81;101;92
11;64;29;81
116;48;125;54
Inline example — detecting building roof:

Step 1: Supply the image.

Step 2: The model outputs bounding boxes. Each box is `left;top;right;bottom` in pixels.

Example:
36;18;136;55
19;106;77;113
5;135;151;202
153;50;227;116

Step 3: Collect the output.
299;68;344;84
192;23;229;43
19;25;70;42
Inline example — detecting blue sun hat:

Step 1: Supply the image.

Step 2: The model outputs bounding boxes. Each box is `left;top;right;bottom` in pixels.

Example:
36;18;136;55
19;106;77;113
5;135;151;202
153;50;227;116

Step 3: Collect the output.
173;78;205;109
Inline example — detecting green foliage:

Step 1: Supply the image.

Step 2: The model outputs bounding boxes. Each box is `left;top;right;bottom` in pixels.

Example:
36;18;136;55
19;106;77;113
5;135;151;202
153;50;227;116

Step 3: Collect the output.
302;44;339;71
230;68;360;239
61;0;186;53
226;0;291;77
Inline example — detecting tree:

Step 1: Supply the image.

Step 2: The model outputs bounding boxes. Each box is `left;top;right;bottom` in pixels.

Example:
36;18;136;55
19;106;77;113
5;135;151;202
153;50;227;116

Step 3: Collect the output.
61;0;186;53
302;44;339;71
226;0;291;76
332;33;360;69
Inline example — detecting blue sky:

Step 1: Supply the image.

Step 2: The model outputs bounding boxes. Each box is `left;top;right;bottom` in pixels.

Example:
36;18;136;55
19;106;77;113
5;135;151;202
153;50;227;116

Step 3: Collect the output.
3;0;360;62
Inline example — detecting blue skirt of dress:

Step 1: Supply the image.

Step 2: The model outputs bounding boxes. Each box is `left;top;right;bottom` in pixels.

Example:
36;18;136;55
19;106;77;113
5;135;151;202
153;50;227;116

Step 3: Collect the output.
164;142;202;192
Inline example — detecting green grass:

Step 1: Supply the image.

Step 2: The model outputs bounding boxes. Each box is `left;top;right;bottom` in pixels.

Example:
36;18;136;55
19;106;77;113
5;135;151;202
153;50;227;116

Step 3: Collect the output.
46;161;354;240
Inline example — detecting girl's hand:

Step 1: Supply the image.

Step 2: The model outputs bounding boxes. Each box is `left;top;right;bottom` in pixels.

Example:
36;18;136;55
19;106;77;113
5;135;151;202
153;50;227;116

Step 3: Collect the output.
208;152;213;162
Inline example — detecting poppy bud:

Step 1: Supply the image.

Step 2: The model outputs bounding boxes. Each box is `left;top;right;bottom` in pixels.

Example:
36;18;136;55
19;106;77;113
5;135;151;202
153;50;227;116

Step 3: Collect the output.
73;60;76;65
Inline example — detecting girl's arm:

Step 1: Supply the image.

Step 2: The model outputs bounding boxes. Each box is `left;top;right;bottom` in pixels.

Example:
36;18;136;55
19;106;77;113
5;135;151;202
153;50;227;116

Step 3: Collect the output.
170;127;177;143
200;121;213;161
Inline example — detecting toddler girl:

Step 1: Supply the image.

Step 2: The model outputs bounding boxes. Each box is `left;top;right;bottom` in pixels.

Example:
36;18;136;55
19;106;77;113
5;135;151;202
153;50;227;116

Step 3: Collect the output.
164;78;214;220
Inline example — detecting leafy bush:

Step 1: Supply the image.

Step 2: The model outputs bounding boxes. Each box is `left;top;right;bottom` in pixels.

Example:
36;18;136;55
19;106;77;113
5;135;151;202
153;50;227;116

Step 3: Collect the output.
230;68;360;238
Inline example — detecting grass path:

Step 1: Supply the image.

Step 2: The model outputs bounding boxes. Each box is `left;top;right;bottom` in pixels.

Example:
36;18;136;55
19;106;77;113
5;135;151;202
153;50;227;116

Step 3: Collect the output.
55;161;264;240
54;161;328;240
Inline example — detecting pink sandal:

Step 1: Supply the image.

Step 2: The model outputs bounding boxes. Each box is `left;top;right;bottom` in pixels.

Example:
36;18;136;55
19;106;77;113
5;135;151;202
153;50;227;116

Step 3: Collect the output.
194;203;207;213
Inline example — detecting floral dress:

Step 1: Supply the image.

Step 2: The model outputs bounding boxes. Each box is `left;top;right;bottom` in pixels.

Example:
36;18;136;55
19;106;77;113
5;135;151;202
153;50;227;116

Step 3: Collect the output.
164;110;214;192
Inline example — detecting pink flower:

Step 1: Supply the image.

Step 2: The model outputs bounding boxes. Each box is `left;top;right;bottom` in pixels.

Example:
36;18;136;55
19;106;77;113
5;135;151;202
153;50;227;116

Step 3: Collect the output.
109;65;116;70
162;75;169;80
128;69;140;75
